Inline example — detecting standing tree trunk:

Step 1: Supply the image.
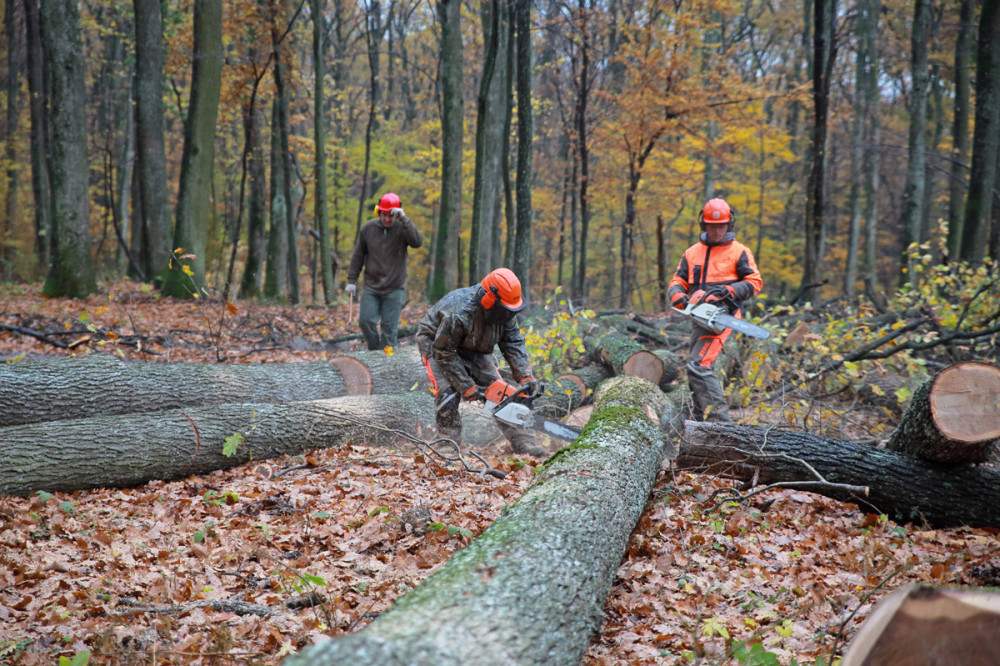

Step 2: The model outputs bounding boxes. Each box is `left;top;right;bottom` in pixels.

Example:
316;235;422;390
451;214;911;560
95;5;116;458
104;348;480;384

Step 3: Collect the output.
960;0;1000;261
573;0;591;302
469;0;509;282
312;0;335;304
159;0;222;297
800;0;835;300
283;377;676;666
900;0;930;286
264;97;289;300
3;0;20;281
40;0;96;298
511;0;533;296
24;0;51;277
862;0;881;297
430;0;463;300
947;0;974;259
239;94;268;298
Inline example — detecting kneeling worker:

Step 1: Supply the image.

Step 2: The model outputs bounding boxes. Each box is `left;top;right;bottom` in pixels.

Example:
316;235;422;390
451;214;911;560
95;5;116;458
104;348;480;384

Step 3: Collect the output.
417;268;546;457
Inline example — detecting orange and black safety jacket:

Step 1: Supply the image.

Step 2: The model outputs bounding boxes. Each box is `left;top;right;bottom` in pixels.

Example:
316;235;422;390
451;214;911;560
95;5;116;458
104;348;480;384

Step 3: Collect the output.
667;235;763;311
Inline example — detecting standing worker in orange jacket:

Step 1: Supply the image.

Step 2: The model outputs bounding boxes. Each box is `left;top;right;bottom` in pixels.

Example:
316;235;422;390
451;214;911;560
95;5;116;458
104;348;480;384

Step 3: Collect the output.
667;198;763;422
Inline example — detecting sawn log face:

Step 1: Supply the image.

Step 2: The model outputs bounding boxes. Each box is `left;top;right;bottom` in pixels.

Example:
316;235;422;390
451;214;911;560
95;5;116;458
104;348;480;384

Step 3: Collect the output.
282;376;675;666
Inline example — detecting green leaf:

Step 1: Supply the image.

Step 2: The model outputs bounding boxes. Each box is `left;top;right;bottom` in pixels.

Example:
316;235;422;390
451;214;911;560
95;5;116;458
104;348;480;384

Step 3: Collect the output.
193;529;206;543
36;491;54;503
223;431;244;457
302;574;326;586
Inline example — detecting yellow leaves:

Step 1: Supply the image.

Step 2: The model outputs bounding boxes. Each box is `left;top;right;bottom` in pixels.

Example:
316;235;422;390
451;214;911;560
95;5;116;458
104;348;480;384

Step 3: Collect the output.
182;265;195;277
383;346;394;356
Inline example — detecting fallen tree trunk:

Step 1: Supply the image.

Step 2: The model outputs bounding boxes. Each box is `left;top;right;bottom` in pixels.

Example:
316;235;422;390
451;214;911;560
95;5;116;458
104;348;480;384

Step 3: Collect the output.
0;393;510;496
283;376;676;666
0;347;430;426
886;362;1000;463
677;422;1000;528
582;324;663;385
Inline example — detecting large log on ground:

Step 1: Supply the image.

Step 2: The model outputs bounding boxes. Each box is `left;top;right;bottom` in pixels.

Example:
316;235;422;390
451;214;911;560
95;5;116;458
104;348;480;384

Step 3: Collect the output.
886;362;1000;463
582;324;663;385
843;585;1000;666
0;347;430;426
677;422;1000;528
0;393;510;496
283;376;675;666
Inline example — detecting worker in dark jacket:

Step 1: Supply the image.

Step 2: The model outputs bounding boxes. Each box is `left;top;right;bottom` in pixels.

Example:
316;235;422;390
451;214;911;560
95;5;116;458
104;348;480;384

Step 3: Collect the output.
345;192;423;350
668;198;763;422
417;268;545;457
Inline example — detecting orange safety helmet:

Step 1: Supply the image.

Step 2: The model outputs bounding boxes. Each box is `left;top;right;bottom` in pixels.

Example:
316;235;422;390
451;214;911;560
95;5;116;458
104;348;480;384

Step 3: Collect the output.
480;268;525;312
701;198;734;232
375;192;401;214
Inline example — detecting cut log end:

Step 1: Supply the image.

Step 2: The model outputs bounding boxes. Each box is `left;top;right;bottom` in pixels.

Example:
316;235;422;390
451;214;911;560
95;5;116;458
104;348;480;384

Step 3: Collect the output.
330;356;373;395
930;362;1000;443
621;350;664;385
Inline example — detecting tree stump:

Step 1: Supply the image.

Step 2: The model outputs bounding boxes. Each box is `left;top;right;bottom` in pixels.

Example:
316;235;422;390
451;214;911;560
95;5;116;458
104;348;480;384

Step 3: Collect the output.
886;362;1000;463
282;376;674;666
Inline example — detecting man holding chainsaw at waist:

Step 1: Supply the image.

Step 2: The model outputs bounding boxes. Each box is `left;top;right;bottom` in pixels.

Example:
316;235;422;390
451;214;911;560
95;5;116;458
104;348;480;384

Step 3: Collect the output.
668;198;763;422
416;268;546;458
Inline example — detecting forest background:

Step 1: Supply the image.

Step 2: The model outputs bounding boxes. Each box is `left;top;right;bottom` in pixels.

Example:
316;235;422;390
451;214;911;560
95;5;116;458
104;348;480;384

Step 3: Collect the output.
1;0;998;307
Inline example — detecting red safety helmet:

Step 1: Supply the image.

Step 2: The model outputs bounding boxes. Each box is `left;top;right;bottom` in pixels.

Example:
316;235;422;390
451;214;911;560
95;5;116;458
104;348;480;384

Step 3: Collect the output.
376;192;401;213
480;268;525;312
701;198;734;232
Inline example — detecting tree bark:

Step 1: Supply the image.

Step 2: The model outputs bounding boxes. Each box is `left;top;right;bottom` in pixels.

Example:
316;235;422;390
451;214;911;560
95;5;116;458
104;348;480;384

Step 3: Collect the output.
283;376;674;666
40;0;97;298
885;362;1000;463
0;389;531;496
24;0;51;276
159;0;222;297
312;0;335;304
0;347;434;427
900;0;930;286
133;0;172;281
677;421;1000;528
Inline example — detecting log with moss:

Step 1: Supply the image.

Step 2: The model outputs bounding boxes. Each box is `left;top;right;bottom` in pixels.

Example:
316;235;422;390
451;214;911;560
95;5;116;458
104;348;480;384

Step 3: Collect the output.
582;324;662;385
283;376;676;666
0;347;430;426
0;393;513;496
885;362;1000;463
678;421;1000;528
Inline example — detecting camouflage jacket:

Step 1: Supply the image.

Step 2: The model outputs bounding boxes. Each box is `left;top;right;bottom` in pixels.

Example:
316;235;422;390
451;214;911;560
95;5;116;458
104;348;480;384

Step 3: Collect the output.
416;285;533;393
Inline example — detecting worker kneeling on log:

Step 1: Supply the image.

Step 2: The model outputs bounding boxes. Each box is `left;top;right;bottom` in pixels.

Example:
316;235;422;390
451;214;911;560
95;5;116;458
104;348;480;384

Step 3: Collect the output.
417;268;546;458
668;198;763;422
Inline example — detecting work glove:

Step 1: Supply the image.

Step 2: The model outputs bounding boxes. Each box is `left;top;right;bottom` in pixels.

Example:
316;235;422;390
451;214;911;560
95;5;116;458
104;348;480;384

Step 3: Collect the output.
670;291;689;309
390;207;405;220
520;376;538;397
345;283;357;296
462;385;485;402
703;285;736;304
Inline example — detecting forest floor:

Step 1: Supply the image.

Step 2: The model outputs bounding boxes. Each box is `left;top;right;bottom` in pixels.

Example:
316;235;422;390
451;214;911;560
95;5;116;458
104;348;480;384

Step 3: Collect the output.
1;280;998;665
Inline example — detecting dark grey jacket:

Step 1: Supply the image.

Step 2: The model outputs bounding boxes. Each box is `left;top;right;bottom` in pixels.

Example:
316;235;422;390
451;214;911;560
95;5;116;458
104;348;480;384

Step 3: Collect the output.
347;215;423;295
416;285;533;394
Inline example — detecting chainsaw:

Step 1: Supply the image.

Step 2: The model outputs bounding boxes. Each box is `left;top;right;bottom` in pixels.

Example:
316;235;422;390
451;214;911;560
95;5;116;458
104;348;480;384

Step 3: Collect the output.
674;292;770;339
480;380;582;443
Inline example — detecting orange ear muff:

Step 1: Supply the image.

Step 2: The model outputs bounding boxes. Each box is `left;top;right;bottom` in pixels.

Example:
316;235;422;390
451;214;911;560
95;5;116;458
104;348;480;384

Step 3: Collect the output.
481;286;498;310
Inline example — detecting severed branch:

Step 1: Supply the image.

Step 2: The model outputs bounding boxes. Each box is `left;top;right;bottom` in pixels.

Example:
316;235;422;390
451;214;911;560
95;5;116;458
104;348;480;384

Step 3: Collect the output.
706;448;870;512
114;597;277;617
0;324;70;349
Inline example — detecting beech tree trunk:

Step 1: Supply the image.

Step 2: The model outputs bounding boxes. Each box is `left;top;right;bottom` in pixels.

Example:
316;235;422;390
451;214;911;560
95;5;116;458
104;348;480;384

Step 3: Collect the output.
678;422;1000;528
0;393;515;496
886;362;1000;463
0;348;431;426
283;376;678;666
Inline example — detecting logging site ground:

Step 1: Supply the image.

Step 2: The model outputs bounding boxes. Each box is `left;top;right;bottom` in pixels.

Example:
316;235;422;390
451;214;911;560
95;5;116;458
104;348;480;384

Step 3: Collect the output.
1;278;999;666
